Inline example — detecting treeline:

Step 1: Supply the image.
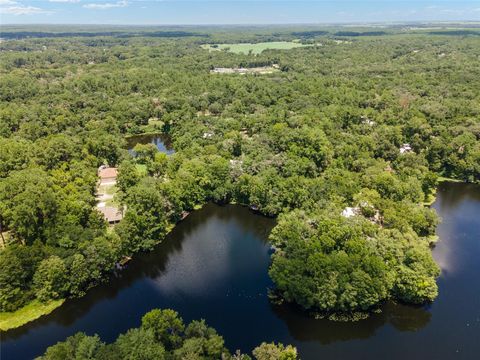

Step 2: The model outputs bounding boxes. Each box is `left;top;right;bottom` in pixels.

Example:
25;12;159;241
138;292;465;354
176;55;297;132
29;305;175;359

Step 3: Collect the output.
334;31;387;37
39;308;298;360
0;31;208;40
0;30;479;319
0;134;125;310
428;30;480;36
290;30;329;37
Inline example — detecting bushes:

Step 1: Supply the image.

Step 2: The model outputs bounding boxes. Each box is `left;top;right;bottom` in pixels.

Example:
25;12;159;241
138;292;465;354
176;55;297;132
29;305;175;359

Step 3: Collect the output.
0;243;44;311
393;247;440;303
269;212;394;314
0;252;29;311
253;342;298;360
113;328;166;360
42;332;104;360
39;308;298;360
269;208;440;316
142;309;185;350
0;234;122;311
116;179;170;252
33;256;69;302
1;31;478;319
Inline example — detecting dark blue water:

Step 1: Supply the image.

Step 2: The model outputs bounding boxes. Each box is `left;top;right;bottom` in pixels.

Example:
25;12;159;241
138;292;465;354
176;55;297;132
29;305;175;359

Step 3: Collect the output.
2;183;479;359
126;133;174;155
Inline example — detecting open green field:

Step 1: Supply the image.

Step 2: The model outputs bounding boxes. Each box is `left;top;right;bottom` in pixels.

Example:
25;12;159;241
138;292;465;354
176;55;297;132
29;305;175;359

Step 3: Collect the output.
0;299;64;331
202;41;311;54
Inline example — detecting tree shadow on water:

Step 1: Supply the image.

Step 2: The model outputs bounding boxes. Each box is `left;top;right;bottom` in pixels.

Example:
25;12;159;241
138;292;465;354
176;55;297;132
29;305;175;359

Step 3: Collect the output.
3;209;195;341
272;300;431;345
3;203;275;342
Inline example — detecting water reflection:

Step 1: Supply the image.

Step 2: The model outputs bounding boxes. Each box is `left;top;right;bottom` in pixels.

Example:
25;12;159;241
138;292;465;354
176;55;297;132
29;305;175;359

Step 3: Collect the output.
435;182;480;211
432;182;480;276
126;133;174;155
273;301;431;345
3;183;480;360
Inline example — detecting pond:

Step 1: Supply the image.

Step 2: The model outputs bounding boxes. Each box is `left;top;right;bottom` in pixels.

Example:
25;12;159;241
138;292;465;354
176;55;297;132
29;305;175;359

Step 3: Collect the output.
2;182;479;359
126;133;174;155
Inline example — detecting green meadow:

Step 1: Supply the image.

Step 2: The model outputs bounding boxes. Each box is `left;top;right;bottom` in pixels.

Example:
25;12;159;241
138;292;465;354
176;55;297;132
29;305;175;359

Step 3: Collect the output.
202;41;311;54
0;299;64;331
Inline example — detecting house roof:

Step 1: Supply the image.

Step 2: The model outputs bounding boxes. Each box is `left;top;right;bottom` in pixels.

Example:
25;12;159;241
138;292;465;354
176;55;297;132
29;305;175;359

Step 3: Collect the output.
98;206;123;223
98;167;118;179
342;207;358;218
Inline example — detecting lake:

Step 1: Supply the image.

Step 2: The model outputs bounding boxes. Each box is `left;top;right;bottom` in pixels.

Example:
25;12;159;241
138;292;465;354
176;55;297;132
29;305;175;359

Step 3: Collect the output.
126;133;175;155
2;182;479;359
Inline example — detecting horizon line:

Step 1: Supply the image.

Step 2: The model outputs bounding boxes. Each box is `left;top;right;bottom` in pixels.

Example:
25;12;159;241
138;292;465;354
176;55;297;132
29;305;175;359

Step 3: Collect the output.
3;20;480;27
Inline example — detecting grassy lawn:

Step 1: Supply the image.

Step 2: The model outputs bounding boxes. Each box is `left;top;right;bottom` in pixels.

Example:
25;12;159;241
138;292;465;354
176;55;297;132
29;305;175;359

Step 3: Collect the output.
422;190;437;206
147;118;164;128
104;184;117;195
0;299;64;331
98;184;117;195
202;41;312;55
438;176;463;183
106;198;121;207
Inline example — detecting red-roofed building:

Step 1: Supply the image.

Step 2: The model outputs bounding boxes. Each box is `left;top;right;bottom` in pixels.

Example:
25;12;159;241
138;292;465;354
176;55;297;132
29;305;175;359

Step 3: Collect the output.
98;166;118;182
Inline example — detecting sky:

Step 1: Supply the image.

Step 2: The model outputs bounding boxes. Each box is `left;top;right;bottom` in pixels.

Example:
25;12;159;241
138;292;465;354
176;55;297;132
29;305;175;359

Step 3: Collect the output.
1;1;480;25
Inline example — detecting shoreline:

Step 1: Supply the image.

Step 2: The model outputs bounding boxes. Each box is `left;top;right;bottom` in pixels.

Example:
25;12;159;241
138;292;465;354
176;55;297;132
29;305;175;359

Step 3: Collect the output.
0;299;64;332
423;177;464;207
124;130;166;139
0;177;465;331
0;203;206;332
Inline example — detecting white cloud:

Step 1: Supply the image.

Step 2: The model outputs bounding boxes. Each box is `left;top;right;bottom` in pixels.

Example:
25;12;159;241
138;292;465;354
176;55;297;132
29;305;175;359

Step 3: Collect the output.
440;8;466;15
0;5;49;15
83;0;128;9
0;0;55;15
48;0;81;3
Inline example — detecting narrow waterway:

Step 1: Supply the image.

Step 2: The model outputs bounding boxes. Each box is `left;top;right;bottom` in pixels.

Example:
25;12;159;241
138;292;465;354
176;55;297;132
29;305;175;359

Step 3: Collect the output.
2;182;479;359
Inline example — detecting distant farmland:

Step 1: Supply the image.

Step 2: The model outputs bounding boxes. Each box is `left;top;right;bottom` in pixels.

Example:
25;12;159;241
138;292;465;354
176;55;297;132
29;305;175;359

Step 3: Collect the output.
202;41;312;54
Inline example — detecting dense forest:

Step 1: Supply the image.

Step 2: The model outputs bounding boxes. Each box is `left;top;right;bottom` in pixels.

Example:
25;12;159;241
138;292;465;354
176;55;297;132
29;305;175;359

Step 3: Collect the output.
0;25;479;335
39;308;297;359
